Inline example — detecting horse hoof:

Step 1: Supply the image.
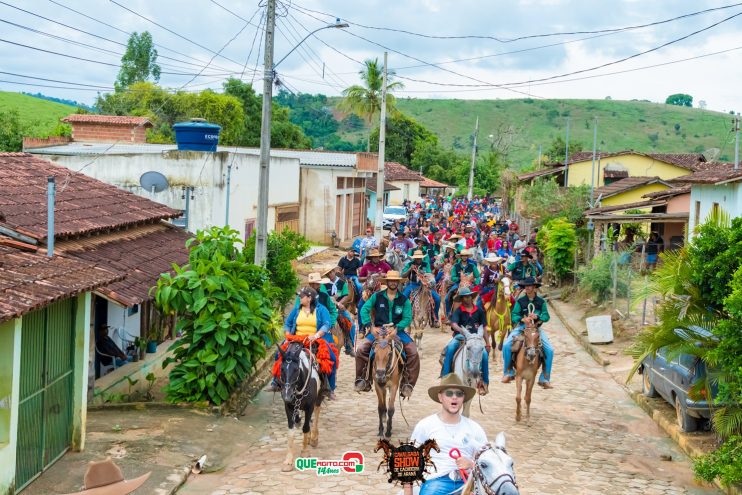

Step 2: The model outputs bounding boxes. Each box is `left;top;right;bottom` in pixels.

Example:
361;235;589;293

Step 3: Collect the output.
281;463;294;472
310;438;318;447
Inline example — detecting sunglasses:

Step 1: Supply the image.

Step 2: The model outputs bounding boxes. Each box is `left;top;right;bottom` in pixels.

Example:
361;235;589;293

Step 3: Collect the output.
443;389;465;398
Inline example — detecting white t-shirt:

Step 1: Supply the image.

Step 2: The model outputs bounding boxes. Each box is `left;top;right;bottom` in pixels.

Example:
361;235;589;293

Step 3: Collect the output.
409;413;487;480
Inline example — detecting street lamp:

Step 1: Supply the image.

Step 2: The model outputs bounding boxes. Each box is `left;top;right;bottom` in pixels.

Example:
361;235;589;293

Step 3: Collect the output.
254;6;349;266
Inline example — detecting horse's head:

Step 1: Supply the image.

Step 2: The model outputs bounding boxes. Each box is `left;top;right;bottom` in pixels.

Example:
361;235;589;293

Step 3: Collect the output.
472;433;519;495
421;438;440;457
364;273;381;295
375;438;393;455
280;342;306;403
464;332;486;380
523;324;540;364
500;277;511;297
373;336;395;386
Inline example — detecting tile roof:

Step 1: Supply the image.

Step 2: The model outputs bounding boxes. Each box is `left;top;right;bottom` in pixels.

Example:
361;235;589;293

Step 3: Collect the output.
59;223;191;306
669;162;742;184
642;186;691;199
62;114;153;126
384;162;423;181
0;243;120;323
517;166;565;181
585;199;665;215
366;180;400;193
593;176;671;199
566;150;705;170
0;153;180;241
419;176;451;188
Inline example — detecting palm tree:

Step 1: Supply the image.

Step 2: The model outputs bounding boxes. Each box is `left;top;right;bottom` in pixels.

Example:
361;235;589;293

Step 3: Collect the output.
339;58;404;151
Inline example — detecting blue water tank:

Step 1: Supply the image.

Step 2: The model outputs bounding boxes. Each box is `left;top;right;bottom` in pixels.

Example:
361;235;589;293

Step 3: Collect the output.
173;118;221;152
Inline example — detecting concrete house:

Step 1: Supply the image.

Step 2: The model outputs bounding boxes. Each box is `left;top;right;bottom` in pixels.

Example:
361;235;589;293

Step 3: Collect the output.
384;162;423;205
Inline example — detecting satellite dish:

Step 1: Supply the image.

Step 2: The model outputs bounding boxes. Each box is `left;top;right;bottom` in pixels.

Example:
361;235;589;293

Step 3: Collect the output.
140;171;169;193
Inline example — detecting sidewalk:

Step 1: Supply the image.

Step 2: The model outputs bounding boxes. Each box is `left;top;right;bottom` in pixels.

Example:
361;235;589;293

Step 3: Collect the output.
548;294;740;495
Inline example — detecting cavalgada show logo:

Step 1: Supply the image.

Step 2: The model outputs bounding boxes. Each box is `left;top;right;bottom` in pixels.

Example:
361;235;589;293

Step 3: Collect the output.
294;451;364;475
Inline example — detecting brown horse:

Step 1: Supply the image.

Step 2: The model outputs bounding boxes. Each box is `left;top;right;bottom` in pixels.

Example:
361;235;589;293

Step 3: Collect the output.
410;269;436;351
486;277;512;369
450;272;475;317
514;317;541;423
372;332;403;439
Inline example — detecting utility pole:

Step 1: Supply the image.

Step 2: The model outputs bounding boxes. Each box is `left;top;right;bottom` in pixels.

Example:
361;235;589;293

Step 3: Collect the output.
374;52;388;240
590;117;598;207
735;113;740;170
225;163;232;226
467;116;479;200
538;144;542;168
564;116;570;185
254;0;276;265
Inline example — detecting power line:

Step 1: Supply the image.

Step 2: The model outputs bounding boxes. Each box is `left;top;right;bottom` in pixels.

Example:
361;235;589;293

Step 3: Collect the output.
291;1;742;43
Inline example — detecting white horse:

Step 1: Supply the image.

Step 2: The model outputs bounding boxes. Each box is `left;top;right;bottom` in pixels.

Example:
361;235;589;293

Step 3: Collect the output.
452;327;487;417
463;432;519;495
385;248;407;272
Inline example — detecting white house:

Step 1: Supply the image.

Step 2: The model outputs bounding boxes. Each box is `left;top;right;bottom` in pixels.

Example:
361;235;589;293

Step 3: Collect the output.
384;162;423;205
674;163;742;235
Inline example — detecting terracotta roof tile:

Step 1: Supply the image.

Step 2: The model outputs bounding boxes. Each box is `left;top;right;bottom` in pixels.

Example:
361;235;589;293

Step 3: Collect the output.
517;166;565;181
366;180;400;193
567;151;705;170
384;162;423;181
61;114;153;126
59;223;191;306
419;176;451;188
593;176;671;199
0;243;120;323
642;186;691;199
0;153;180;240
670;162;742;184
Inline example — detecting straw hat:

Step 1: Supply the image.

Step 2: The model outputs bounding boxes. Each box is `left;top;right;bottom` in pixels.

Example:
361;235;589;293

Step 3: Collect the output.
428;373;476;403
322;266;338;277
62;458;150;495
458;249;473;257
444;242;456;251
483;253;503;264
454;286;479;301
383;270;404;281
366;249;382;258
448;233;462;241
307;272;331;284
410;250;426;260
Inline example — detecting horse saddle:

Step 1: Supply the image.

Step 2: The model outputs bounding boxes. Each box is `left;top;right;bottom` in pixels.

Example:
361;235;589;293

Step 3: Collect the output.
509;335;544;369
369;339;405;361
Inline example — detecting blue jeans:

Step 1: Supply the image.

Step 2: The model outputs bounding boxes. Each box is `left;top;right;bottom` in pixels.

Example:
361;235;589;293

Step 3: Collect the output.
441;335;489;384
435;270;444;284
445;283;459;316
339;309;356;348
478;285;495;311
348;275;362;296
420;475;465;495
402;282;441;322
501;325;553;383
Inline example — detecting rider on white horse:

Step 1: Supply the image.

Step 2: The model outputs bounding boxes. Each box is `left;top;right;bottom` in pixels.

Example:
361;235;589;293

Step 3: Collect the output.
500;277;554;389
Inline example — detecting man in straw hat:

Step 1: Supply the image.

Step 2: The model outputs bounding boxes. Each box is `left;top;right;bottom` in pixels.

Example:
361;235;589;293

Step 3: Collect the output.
479;252;504;309
444;249;480;318
500;276;554;389
358;248;392;281
62;458;150;495
402;374;485;495
356;270;420;398
401;250;441;327
307;272;338;331
323;266;356;356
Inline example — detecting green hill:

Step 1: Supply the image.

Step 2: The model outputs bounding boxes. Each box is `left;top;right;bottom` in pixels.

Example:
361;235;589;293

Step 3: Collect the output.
0;91;77;135
329;97;734;168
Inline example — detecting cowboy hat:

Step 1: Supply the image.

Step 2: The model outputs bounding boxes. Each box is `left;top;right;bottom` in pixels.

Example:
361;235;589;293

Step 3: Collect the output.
454;286;479;301
483;253;503;264
322;266;338;277
62;458;150;495
458;249;473;257
366;249;382;258
520;276;541;288
519;250;533;259
383;270;404;281
448;233;462;241
428;373;476;403
444;242;456;251
410;250;426;260
307;272;331;285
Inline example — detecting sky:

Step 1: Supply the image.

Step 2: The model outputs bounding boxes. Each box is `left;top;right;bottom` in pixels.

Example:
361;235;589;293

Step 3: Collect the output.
1;0;741;112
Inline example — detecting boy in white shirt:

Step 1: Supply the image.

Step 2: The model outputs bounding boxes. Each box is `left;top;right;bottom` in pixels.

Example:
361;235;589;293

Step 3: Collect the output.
404;374;487;495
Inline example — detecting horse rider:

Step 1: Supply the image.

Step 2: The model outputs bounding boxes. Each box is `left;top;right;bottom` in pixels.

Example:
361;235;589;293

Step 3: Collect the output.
324;266;356;356
507;250;542;289
391;230;415;253
401;250;441;328
478;253;504;310
441;287;490;395
359;227;379;264
358;249;392;281
355;270;420;399
404;374;485;495
266;287;338;400
307;272;338;331
338;246;362;296
500;277;554;389
445;249;480;318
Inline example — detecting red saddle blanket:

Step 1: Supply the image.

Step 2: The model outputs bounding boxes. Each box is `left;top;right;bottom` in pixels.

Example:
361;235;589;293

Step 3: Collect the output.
271;334;339;378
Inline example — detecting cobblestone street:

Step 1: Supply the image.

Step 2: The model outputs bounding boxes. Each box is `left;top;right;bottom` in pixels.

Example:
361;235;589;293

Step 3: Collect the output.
178;308;719;495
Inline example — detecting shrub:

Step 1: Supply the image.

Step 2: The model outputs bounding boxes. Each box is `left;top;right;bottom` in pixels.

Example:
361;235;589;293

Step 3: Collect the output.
155;226;281;405
539;218;577;281
694;436;742;487
244;228;311;308
577;251;629;302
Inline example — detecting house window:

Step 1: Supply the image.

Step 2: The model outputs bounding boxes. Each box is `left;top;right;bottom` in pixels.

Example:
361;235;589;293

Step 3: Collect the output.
403;184;410;200
694;201;700;227
127;305;139;317
712;202;720;217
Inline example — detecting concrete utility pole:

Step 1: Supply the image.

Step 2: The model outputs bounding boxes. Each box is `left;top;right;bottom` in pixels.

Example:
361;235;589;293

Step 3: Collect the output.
467;116;479;200
564;116;570;185
734;113;740;170
374;52;388;240
590;117;598;207
254;0;276;265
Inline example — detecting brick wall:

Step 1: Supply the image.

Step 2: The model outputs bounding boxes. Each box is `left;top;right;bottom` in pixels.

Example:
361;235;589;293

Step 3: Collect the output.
70;123;149;143
22;136;72;149
356;152;379;172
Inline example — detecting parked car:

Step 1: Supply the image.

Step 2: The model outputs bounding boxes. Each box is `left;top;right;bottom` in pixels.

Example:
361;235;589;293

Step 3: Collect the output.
640;327;717;432
382;206;407;229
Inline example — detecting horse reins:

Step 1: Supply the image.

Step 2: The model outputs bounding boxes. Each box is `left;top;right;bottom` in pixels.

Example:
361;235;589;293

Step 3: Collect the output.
473;444;519;495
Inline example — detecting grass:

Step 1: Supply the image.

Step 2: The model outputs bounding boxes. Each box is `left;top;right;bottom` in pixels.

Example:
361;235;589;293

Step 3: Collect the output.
328;97;734;169
0;91;77;135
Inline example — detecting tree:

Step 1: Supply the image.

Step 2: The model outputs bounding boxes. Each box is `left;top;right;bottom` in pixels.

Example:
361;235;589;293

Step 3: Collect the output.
0;109;24;151
665;93;693;107
543;136;584;164
115;32;161;90
339;58;404;151
370;113;436;166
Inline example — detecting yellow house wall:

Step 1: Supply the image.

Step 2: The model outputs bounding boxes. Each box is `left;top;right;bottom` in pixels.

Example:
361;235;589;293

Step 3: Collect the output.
601;183;670;206
567;155;690;187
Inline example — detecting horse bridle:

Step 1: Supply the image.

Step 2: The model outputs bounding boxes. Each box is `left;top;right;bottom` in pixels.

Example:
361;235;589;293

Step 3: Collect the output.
472;443;519;495
282;342;313;403
374;337;401;381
